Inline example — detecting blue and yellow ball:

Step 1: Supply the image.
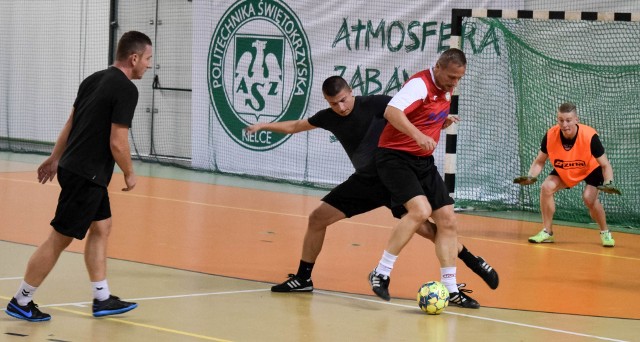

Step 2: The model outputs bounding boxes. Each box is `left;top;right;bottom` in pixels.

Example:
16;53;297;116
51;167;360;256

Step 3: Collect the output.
417;281;449;315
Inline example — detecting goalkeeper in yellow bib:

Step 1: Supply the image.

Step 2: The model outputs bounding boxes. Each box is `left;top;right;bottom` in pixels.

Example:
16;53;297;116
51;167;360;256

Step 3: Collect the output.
514;102;620;247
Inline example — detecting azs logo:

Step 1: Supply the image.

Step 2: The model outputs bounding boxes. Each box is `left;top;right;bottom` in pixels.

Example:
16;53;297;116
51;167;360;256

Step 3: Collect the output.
208;0;313;150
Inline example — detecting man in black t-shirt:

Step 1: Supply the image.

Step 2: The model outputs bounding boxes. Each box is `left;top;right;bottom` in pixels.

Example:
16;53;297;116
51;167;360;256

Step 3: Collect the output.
246;76;498;295
5;31;153;322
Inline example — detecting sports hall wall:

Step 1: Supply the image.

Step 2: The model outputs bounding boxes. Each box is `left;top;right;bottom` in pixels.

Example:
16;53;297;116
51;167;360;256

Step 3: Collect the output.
1;0;638;226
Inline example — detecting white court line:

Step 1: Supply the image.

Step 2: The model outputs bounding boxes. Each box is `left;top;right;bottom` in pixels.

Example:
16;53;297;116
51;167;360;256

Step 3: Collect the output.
314;290;628;342
23;287;628;342
39;288;270;308
0;277;23;281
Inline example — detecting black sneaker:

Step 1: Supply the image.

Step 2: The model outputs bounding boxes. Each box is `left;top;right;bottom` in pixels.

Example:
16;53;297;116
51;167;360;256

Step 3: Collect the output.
92;295;138;317
271;274;313;292
5;297;51;322
449;284;480;309
469;256;499;289
368;270;391;301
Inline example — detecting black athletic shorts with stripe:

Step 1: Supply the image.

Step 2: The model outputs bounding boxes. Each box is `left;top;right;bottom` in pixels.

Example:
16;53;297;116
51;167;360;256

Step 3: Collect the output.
550;166;604;188
375;148;454;211
50;167;111;240
322;165;406;219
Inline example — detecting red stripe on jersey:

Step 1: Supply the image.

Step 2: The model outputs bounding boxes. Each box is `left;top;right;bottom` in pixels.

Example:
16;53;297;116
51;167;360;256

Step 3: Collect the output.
379;69;451;156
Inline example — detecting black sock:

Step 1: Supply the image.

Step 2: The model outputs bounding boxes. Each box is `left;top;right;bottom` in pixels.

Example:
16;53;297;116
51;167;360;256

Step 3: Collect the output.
297;260;315;280
458;245;478;269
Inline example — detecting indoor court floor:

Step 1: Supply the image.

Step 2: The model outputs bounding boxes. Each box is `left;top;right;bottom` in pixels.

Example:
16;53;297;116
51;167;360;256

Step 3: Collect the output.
1;151;639;341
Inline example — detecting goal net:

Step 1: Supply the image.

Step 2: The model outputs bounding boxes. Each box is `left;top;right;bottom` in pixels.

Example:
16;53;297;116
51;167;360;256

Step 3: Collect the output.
454;11;640;229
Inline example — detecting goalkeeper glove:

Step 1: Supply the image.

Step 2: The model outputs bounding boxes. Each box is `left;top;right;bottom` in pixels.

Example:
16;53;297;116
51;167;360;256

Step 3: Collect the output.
597;180;621;195
513;176;538;185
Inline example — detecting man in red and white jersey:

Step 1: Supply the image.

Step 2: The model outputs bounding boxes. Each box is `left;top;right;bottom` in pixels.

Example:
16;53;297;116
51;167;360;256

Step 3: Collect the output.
368;48;479;308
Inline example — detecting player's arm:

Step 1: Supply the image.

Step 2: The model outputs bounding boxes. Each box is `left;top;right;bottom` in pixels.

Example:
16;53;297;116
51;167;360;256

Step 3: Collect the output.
245;119;316;134
383;105;425;140
37;108;74;184
595;153;621;194
384;105;436;151
110;123;136;191
384;78;436;150
442;115;460;129
596;153;613;184
514;151;547;185
590;134;620;194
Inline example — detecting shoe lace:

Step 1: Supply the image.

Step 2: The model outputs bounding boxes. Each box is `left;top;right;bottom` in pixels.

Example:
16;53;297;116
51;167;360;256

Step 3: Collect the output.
456;283;473;293
370;273;388;287
451;283;474;303
283;273;311;285
285;273;300;284
22;301;39;311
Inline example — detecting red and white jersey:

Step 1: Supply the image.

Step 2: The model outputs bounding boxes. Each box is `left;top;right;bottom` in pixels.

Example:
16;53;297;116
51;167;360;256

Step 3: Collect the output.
378;68;451;156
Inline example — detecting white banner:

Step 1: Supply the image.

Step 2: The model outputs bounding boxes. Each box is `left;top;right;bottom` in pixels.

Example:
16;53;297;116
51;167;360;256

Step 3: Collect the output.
193;0;521;185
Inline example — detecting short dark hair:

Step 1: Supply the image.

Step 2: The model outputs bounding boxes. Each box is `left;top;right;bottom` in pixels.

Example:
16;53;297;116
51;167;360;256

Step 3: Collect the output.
322;76;349;96
437;48;467;68
116;31;152;62
558;102;577;114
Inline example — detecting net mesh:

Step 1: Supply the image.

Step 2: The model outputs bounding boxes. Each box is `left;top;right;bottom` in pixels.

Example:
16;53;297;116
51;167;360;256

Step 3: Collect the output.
456;17;640;228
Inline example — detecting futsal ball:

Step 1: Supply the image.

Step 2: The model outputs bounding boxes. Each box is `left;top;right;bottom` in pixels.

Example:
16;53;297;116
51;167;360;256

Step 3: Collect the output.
417;281;449;315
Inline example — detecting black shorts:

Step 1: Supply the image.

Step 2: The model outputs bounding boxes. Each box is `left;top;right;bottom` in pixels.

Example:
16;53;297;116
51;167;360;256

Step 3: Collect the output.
50;167;111;240
550;166;604;188
375;148;454;211
322;170;407;219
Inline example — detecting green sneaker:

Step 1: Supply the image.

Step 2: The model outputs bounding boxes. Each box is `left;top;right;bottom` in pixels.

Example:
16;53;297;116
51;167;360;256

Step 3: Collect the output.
600;231;615;247
528;229;554;243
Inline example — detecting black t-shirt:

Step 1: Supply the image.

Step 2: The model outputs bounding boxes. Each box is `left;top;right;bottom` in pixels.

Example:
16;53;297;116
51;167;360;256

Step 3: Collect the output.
59;67;138;186
308;95;391;173
540;125;605;158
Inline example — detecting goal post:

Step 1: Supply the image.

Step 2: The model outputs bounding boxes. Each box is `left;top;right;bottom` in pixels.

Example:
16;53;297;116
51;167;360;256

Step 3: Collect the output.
447;8;640;229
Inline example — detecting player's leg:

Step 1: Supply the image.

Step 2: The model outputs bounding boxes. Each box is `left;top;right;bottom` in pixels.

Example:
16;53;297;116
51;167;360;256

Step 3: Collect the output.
6;167;81;322
23;230;74;287
370;149;430;300
85;219;111;283
583;185;607;230
430;205;478;308
529;174;564;243
429;205;457;268
421;165;479;308
5;229;72;322
369;195;431;301
583;168;614;247
272;202;345;292
302;202;346;263
83;188;136;317
273;172;383;292
386;196;432;255
583;185;615;247
86;218;136;317
540;175;563;234
416;221;499;289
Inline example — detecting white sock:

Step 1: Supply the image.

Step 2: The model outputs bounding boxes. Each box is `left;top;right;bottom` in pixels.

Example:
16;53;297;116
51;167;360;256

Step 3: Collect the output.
92;280;110;301
440;267;458;294
375;250;397;277
15;281;37;306
600;230;610;235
